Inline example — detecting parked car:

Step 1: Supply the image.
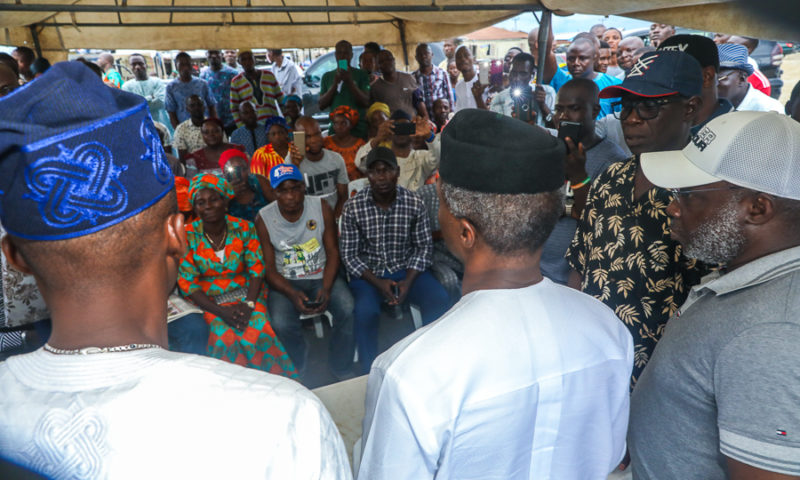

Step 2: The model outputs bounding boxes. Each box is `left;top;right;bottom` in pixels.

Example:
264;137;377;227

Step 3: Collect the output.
623;28;785;99
302;43;446;129
750;40;784;99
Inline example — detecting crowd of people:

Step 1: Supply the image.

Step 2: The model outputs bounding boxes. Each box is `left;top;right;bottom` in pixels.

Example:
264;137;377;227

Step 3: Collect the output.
1;20;800;480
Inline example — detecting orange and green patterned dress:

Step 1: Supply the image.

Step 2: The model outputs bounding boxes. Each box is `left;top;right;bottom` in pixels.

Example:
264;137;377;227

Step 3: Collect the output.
178;215;297;378
323;136;366;181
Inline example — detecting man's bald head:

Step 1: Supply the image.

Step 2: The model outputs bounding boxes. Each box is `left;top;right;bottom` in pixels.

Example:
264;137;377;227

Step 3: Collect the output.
560;76;599;98
97;53;114;70
617;36;645;70
294;115;319;132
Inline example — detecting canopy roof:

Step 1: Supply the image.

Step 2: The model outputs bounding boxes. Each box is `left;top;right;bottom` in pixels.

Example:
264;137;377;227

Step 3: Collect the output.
0;0;795;61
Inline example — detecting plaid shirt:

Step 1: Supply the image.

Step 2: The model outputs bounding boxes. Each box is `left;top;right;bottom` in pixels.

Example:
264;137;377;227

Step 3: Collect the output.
413;66;454;114
340;185;433;278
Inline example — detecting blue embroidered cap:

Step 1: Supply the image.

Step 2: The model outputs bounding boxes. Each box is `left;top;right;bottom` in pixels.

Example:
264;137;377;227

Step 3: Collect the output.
0;61;174;241
269;163;304;189
717;43;754;76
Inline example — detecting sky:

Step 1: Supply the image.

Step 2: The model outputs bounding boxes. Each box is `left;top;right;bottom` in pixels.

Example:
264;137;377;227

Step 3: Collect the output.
496;12;652;37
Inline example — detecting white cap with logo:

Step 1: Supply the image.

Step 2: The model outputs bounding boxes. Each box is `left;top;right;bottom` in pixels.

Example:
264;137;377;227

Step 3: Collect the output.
641;111;800;200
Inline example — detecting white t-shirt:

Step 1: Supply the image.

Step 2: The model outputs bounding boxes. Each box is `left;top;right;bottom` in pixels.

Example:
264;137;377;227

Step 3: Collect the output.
0;348;352;479
358;278;633;480
737;85;785;113
272;59;304;97
454;75;489;112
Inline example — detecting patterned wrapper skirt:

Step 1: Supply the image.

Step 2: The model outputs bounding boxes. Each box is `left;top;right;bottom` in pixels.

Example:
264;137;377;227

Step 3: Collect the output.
205;292;298;378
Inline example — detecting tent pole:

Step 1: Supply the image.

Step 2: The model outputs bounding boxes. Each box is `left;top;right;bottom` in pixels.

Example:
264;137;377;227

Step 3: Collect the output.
398;19;409;69
29;24;43;57
535;8;551;86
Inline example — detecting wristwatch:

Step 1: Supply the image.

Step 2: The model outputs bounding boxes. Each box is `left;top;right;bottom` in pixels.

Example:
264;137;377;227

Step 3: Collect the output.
243;300;255;309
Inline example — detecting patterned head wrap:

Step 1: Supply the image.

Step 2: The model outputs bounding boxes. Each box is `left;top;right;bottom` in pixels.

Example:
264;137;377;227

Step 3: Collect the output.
189;173;234;206
366;102;390;119
264;116;290;135
281;94;303;107
330;105;360;127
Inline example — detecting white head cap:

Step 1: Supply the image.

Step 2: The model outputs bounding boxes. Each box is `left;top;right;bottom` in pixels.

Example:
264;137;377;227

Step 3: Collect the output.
641;111;800;200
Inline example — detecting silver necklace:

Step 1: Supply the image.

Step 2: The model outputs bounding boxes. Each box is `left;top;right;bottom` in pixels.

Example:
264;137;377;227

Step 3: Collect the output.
43;343;162;355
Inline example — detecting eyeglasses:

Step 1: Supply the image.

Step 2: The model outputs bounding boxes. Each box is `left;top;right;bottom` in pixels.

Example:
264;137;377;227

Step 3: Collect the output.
669;186;742;203
718;70;745;83
611;97;682;120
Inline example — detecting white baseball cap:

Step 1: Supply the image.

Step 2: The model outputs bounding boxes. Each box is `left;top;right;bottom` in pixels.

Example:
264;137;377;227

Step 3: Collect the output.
641;111;800;200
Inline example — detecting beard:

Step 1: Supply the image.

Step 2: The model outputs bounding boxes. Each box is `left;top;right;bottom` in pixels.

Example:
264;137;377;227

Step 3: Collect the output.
682;196;746;265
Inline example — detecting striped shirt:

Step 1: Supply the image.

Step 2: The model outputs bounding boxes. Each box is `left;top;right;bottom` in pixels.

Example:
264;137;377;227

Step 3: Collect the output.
229;70;283;127
339;185;432;278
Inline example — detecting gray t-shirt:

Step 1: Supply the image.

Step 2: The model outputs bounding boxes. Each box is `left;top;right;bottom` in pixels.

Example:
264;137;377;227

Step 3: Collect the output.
285;149;348;210
629;246;800;479
259;196;326;280
541;137;628;285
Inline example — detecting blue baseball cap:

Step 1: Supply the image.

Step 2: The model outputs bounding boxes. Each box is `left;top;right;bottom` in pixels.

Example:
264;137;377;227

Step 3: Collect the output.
717;43;754;76
0;61;174;241
599;50;703;99
269;163;304;188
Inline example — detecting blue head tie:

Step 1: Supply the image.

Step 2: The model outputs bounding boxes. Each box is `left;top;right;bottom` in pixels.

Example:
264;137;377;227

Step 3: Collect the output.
0;61;174;240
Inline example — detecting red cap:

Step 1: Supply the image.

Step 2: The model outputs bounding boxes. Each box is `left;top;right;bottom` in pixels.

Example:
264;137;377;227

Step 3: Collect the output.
218;148;248;170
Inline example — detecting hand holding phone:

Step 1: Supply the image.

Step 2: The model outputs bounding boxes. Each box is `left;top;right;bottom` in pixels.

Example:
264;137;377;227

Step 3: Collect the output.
558;121;583;143
393;121;416;136
337;59;348;71
478;62;490;85
293;130;306;156
303;299;323;309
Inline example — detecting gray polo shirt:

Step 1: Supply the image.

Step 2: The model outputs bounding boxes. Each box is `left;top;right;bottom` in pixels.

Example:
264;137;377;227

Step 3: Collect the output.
629;245;800;478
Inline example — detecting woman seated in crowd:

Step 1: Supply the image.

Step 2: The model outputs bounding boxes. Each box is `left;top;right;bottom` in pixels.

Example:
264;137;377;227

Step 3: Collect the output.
323;105;366;181
178;174;297;378
186;117;244;173
220;148;270;221
251;116;292;178
281;95;303;131
365;101;390;143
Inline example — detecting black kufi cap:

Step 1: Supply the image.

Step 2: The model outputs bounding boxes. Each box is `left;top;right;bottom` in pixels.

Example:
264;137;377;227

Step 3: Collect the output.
440;109;565;194
658;34;720;71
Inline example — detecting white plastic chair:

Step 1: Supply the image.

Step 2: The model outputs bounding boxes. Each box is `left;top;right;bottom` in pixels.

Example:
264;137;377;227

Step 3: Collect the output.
348;178;369;198
299;311;333;338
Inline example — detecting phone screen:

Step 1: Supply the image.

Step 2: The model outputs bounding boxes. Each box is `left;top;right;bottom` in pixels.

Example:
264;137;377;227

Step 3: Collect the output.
479;62;490;84
224;164;245;184
337;59;348;71
294;131;306;155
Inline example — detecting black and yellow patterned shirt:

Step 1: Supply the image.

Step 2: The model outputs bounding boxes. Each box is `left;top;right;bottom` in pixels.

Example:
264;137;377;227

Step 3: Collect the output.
566;156;704;385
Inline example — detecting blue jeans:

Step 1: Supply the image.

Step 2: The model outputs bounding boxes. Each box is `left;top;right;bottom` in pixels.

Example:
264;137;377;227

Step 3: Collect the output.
267;276;354;375
167;313;209;356
350;269;451;374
